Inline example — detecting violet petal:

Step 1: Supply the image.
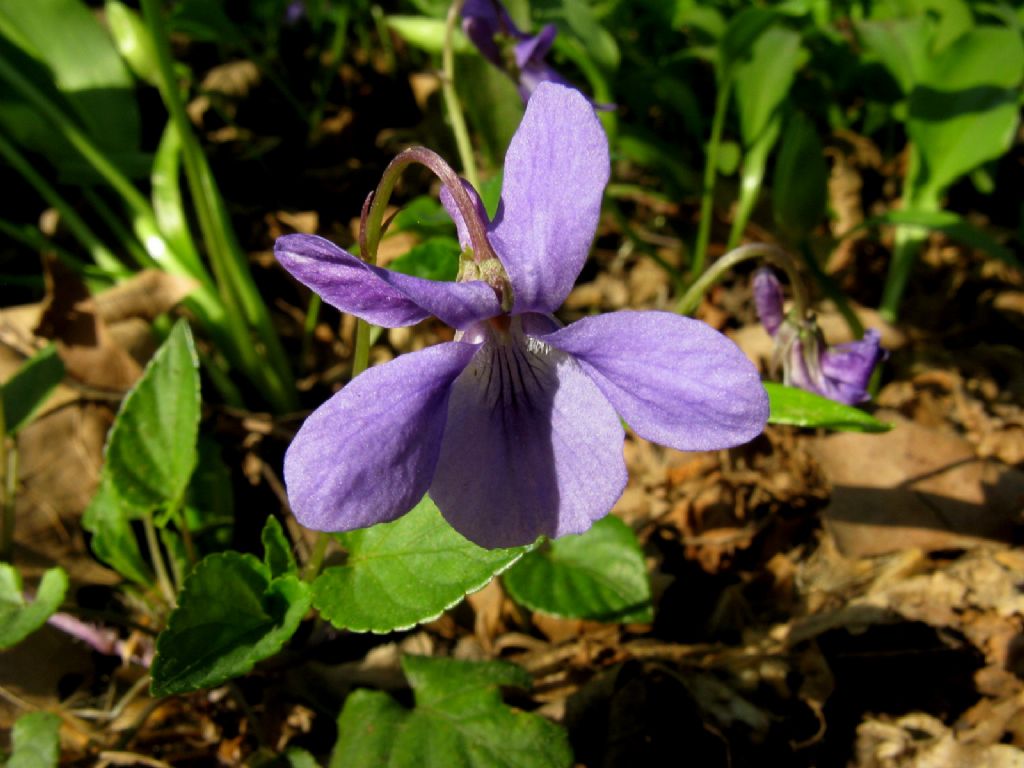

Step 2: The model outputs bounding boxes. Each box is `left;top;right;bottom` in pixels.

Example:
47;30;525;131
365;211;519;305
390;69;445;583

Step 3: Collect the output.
819;328;885;404
753;268;786;336
540;311;769;450
488;82;609;314
430;329;627;548
284;341;479;532
440;181;490;252
275;233;501;329
514;24;557;69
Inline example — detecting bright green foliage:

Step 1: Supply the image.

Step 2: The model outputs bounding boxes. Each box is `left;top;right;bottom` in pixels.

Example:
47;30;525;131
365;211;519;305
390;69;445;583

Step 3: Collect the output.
104;0;160;87
772;112;828;239
765;382;891;433
906;25;1024;205
0;565;67;649
389;238;461;282
0;0;141;167
2;344;63;436
330;655;572;768
311;496;524;633
5;711;61;768
150;552;311;696
503;516;652;623
81;477;152;586
105;320;200;510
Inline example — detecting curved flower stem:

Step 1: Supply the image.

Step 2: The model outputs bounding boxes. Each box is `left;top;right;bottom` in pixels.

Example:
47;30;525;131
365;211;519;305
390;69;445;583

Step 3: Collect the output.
676;242;810;319
363;147;497;265
442;0;480;191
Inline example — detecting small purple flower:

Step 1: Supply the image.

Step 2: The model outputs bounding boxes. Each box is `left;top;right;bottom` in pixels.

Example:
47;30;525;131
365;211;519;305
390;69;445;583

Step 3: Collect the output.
276;83;768;548
462;0;578;104
753;268;885;406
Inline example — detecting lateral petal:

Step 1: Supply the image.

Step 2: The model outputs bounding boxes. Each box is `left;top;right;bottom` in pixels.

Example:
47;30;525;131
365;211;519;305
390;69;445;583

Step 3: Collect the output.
488;83;609;314
284;341;479;532
275;233;501;329
431;328;626;548
541;311;769;451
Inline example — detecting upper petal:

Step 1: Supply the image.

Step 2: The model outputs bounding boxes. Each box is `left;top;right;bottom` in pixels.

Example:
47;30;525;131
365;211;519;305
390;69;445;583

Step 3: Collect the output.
752;268;785;336
430;325;627;548
514;24;557;69
284;341;479;532
540;311;769;451
275;233;501;329
440;180;489;252
488;82;609;314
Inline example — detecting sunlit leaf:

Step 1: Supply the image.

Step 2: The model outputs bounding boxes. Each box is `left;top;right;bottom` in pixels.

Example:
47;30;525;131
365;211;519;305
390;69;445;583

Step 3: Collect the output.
150;552;310;696
311;496;524;633
766;382;891;433
907;25;1024;202
331;655;572;768
105;320;201;511
503;516;652;623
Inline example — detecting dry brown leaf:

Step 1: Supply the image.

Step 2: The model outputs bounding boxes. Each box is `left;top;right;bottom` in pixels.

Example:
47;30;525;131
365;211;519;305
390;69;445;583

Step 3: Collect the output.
811;414;1023;557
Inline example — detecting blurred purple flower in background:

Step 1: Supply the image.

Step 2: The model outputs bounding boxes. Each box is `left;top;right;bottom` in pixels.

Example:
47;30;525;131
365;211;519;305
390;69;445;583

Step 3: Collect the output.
753;268;885;406
462;0;578;103
275;83;768;548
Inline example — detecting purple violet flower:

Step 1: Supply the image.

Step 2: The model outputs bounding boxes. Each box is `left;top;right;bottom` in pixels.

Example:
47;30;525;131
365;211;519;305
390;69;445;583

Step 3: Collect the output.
275;83;768;548
753;268;885;406
462;0;579;104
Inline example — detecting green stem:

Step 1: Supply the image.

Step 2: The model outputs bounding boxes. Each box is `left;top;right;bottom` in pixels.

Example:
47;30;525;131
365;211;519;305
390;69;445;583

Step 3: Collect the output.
302;532;330;582
139;0;296;412
676;242;809;318
692;83;731;279
880;224;927;323
143;514;175;605
0;132;124;275
442;0;480;191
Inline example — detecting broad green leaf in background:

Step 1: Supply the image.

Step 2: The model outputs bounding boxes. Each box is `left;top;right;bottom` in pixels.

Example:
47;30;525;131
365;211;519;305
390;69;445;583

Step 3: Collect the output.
0;565;67;649
385;16;471;55
105;0;160;87
311;496;525;633
330;655;573;768
502;516;652;623
262;516;296;579
765;382;891;433
773;111;828;239
5;711;61;768
0;0;140;155
727;24;804;249
459;55;524;166
82;478;153;586
855;17;932;95
733;25;804;148
716;7;776;81
906;25;1024;204
150;552;310;696
854;209;1019;268
388;238;461;282
2;344;63;435
535;0;620;72
104;320;201;511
